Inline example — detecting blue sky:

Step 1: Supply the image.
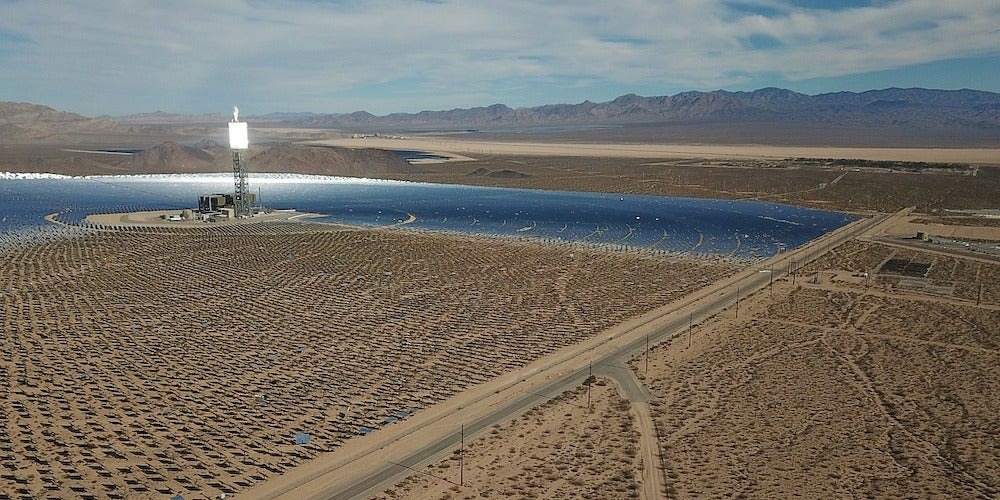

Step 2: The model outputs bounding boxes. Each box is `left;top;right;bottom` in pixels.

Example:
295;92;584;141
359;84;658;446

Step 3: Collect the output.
1;0;997;116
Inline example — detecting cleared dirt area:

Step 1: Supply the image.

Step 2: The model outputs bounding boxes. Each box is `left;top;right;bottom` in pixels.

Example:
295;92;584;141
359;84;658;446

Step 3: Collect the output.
638;239;998;498
911;216;1000;228
878;216;1000;241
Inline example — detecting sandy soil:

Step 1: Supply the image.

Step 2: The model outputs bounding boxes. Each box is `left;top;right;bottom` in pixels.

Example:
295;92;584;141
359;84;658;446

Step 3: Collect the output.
373;379;641;500
317;137;1000;164
912;215;1000;228
0;223;734;498
636;239;999;498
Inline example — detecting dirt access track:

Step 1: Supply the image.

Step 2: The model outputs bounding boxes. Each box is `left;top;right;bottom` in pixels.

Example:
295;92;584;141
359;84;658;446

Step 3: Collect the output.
314;137;1000;164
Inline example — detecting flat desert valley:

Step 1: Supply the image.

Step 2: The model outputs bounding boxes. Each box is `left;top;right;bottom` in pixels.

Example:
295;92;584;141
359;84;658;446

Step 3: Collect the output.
318;136;1000;164
2;131;999;499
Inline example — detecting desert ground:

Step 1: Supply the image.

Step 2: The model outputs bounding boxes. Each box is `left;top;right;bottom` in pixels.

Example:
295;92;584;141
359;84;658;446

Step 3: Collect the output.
406;155;999;214
386;237;998;499
639;239;999;498
308;137;1000;215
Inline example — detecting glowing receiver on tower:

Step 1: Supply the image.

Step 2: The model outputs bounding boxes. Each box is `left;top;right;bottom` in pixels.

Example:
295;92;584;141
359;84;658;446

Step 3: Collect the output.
228;106;248;150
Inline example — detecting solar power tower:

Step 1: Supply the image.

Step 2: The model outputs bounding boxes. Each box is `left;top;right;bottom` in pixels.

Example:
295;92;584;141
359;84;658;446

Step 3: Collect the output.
228;106;251;217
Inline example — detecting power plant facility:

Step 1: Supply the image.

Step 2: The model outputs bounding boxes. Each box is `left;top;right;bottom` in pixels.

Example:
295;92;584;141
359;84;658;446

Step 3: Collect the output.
196;192;258;221
179;106;265;222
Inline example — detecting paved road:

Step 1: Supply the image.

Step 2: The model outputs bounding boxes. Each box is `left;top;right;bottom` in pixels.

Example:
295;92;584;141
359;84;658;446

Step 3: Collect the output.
254;210;892;500
315;370;589;500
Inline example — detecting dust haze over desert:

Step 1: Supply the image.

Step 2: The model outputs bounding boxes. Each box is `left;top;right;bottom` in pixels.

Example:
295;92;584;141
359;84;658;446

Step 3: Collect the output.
2;1;999;499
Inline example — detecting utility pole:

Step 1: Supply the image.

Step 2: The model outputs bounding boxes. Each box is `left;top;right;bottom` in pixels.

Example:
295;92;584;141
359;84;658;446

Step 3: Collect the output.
587;361;592;410
646;334;652;373
460;424;464;487
769;265;773;298
735;286;740;319
688;313;692;348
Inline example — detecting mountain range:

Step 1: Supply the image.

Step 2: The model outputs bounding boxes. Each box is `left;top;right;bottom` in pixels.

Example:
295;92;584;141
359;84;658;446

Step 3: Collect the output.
275;87;1000;133
2;88;998;147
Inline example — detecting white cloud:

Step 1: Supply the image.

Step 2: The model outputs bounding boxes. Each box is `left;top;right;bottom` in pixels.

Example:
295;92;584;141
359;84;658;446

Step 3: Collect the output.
0;0;996;114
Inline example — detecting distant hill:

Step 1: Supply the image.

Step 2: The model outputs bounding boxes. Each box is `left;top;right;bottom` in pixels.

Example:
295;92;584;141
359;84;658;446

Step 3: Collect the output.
468;167;530;179
108;110;229;126
283;88;1000;134
128;140;216;173
246;143;421;176
0;101;128;141
0;139;418;177
120;141;417;176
